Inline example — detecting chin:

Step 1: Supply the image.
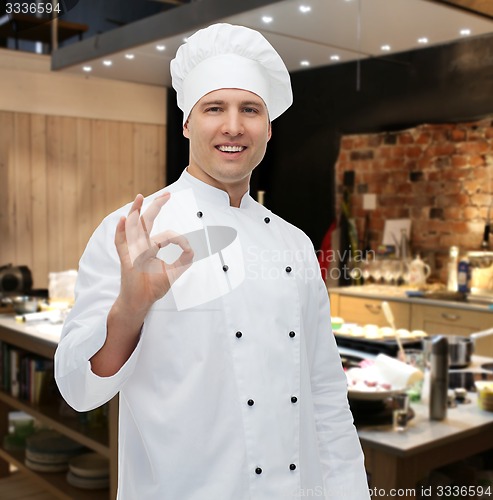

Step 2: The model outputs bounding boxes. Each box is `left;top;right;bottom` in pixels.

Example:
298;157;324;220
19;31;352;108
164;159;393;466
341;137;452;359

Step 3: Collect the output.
214;167;252;183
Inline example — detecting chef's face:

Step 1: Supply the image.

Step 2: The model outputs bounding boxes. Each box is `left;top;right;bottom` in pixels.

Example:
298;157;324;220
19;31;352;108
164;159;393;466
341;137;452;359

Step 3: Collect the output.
183;88;272;195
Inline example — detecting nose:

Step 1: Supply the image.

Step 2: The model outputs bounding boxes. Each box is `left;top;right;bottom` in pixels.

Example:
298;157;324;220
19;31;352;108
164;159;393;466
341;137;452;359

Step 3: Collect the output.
221;110;244;136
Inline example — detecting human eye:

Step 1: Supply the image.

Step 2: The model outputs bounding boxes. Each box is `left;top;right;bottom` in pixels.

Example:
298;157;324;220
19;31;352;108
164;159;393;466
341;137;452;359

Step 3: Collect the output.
242;106;259;114
205;106;222;113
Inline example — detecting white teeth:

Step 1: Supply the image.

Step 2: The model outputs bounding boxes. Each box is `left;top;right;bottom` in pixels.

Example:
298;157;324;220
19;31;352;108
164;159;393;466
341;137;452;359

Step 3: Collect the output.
218;145;245;152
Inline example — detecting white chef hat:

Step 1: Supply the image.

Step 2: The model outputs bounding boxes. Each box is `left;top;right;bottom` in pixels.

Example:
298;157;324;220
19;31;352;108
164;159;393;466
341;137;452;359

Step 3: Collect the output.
170;23;292;124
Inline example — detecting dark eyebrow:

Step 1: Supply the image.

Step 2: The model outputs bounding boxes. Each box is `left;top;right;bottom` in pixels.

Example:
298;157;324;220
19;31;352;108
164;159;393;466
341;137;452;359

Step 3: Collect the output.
200;100;225;107
199;99;265;108
240;100;264;107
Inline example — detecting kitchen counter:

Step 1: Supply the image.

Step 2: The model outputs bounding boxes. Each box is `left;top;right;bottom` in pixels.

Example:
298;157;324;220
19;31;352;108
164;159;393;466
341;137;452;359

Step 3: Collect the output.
328;284;493;313
0;315;62;358
358;356;493;497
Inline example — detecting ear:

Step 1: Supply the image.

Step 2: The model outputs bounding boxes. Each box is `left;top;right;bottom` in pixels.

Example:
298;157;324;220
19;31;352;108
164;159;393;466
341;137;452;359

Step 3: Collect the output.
183;120;190;139
267;122;272;142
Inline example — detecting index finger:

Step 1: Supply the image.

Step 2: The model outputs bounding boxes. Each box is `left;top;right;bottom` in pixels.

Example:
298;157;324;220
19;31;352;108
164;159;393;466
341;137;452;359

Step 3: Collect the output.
141;192;171;236
127;194;144;217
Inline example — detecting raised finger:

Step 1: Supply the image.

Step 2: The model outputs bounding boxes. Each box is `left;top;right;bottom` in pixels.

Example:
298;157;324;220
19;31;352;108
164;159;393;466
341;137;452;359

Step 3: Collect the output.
127;194;144;217
125;195;145;249
126;211;148;257
114;216;129;263
141;192;170;236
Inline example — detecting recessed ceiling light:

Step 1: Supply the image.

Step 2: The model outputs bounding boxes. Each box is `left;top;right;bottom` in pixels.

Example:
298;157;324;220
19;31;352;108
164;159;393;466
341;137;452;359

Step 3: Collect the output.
330;54;340;61
299;5;311;13
381;44;391;51
125;54;135;60
82;66;92;72
417;37;428;44
460;28;471;36
156;44;166;51
262;15;273;23
102;60;112;66
300;60;310;67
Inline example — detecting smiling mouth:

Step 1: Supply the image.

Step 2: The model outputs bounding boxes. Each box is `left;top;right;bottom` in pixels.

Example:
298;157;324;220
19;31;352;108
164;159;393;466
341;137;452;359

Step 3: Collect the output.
216;145;246;153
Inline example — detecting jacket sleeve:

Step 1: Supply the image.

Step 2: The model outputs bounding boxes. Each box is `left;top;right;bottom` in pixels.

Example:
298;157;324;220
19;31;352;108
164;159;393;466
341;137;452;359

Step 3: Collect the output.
54;212;144;412
303;244;370;500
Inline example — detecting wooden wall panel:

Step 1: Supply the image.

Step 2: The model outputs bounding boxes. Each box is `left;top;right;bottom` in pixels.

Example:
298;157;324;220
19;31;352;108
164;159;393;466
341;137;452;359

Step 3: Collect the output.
30;115;49;291
0;49;166;126
13;114;33;271
75;118;93;260
116;123;135;211
46;115;64;277
0;111;166;290
0;113;14;267
59;117;79;272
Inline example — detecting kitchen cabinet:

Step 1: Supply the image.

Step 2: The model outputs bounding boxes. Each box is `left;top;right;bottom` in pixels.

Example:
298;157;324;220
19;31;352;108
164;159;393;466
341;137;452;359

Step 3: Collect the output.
328;287;493;356
330;293;411;329
0;317;117;499
410;304;493;356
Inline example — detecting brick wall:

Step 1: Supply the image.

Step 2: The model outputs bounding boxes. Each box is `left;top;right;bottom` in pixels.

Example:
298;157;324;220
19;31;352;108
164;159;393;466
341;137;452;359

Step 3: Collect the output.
335;117;493;282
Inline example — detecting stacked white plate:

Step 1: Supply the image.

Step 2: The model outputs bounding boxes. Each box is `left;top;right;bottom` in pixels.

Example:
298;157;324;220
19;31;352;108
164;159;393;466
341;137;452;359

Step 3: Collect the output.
67;453;110;490
25;430;87;473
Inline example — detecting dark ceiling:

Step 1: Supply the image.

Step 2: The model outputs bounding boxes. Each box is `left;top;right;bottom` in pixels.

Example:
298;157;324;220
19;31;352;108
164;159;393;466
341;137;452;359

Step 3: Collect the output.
60;0;492;46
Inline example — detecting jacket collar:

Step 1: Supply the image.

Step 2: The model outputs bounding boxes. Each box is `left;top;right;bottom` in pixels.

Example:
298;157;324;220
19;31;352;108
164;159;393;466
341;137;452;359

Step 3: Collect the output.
180;168;252;209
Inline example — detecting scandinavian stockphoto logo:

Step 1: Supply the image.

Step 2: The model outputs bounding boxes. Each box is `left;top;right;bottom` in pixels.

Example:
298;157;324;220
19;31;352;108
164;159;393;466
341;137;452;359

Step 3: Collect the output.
4;0;79;24
126;189;245;311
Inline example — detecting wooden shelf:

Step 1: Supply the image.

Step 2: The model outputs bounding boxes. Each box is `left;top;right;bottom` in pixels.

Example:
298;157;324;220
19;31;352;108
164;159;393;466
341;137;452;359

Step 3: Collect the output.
0;447;108;500
0;390;109;457
0;318;118;499
0;13;88;50
0;470;54;499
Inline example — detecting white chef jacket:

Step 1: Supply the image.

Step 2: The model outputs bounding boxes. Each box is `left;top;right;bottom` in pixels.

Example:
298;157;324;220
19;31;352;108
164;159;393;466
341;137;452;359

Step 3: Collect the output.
55;169;370;500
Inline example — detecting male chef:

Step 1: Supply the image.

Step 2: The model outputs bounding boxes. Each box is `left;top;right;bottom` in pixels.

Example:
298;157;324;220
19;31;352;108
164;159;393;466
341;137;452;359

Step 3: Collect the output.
55;23;369;500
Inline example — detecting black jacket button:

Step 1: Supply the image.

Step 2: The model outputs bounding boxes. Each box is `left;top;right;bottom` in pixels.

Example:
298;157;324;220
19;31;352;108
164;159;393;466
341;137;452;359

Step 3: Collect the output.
197;211;203;218
289;331;296;338
291;396;298;404
223;265;229;272
290;463;297;471
236;331;242;338
285;266;292;273
247;399;255;406
264;217;270;223
255;467;262;475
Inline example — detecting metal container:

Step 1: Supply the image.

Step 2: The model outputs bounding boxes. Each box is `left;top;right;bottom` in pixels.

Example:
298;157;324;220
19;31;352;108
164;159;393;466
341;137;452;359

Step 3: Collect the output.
430;336;449;420
11;296;40;315
422;328;493;368
423;335;472;368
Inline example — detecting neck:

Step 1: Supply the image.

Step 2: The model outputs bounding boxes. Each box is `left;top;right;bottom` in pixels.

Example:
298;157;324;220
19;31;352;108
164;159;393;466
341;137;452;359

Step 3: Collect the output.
186;166;249;208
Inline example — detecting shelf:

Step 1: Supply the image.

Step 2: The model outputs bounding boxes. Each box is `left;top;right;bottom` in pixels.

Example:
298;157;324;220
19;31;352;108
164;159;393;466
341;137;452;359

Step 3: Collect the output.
0;13;89;50
0;317;117;499
0;470;54;499
0;390;109;458
0;446;108;500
